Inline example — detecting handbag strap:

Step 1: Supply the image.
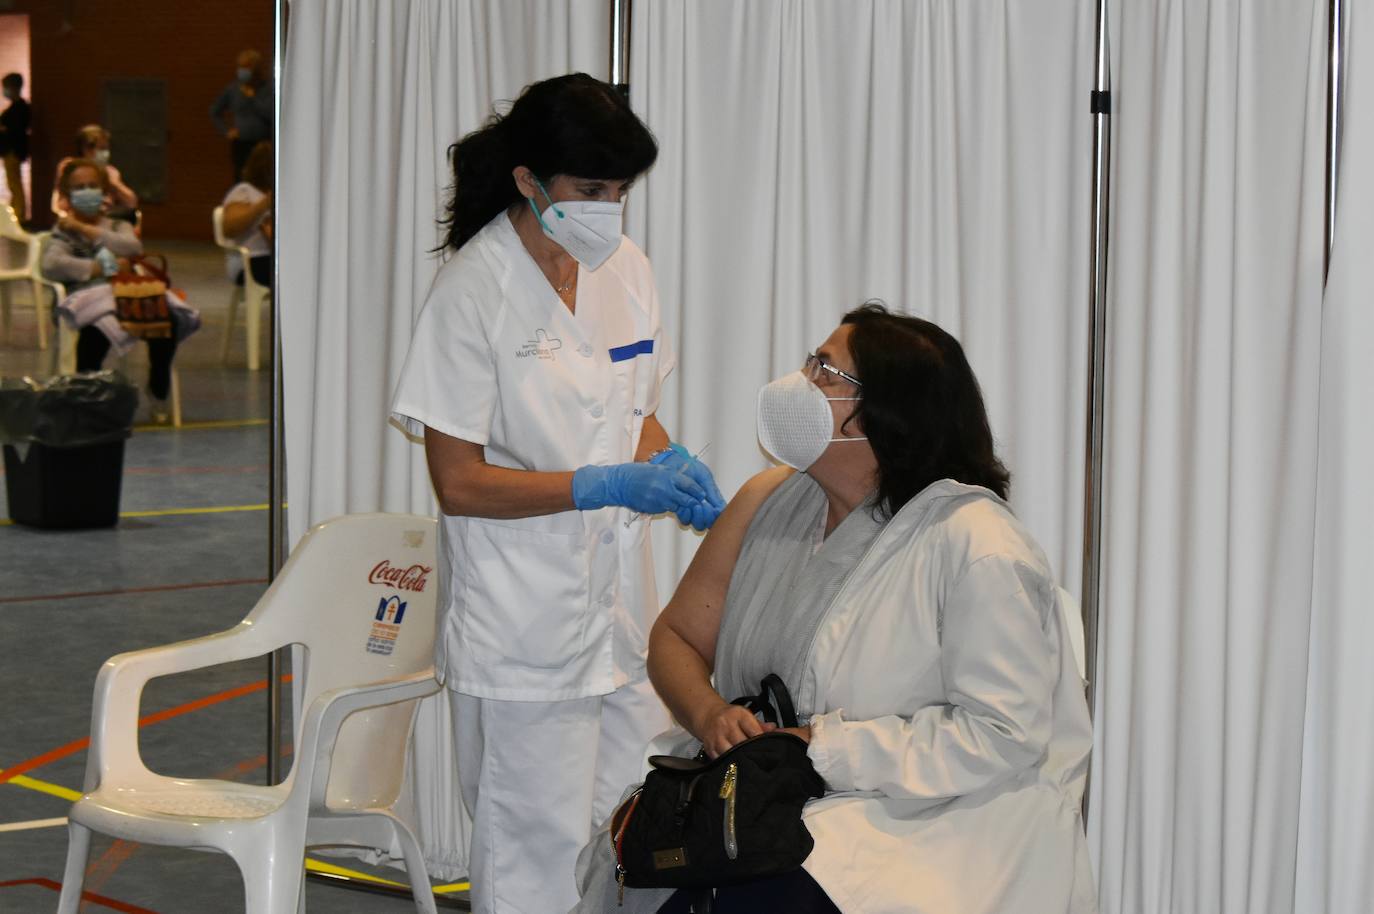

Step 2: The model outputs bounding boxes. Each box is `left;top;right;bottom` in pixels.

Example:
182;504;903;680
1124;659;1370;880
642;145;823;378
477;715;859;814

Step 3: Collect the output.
729;674;800;729
760;673;799;729
131;254;170;284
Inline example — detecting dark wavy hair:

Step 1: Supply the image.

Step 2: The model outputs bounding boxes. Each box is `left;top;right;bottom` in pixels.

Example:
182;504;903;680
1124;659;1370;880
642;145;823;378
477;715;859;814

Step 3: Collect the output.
438;73;658;252
841;303;1011;516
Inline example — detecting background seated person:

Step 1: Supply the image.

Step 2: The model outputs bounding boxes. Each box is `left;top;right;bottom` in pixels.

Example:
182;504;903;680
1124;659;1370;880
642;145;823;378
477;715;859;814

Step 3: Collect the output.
51;124;138;222
219;139;272;287
42;159;178;423
644;304;1096;914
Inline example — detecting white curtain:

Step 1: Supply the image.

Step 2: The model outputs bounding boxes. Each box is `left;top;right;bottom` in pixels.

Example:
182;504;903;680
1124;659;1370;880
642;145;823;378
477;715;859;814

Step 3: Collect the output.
282;0;1090;884
1088;2;1330;912
628;0;1093;598
1295;4;1374;911
280;0;609;878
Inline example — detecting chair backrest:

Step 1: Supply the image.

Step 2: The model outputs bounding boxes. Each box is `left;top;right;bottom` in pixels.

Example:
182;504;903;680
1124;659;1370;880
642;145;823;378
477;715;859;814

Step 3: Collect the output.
211;205;234;250
0;205;30;272
248;513;439;807
0;203;26;243
1055;586;1088;683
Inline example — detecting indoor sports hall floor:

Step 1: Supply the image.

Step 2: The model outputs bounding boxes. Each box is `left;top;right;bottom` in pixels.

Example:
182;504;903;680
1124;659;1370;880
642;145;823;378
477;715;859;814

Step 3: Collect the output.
0;242;469;912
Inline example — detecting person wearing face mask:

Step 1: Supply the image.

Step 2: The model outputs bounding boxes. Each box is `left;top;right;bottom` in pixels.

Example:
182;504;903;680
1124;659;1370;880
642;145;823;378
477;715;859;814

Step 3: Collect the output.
390;73;726;914
50;125;139;221
0;73;30;222
41;160;181;423
611;304;1096;914
209;49;273;185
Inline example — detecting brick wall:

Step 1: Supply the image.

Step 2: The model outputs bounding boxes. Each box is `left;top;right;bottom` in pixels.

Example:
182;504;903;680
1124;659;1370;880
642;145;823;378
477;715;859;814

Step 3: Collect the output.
16;0;272;239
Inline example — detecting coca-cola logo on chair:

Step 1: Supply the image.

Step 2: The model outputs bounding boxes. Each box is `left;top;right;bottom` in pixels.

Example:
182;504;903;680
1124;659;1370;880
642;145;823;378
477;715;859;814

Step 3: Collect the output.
368;560;432;593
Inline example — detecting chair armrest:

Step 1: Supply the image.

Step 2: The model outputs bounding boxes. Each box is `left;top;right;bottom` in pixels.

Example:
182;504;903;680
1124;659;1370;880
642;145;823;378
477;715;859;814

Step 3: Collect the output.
294;669;441;809
87;622;287;789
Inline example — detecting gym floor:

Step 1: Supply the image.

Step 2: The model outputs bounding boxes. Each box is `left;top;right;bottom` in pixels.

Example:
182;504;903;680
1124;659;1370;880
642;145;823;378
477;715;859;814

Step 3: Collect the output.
0;242;468;912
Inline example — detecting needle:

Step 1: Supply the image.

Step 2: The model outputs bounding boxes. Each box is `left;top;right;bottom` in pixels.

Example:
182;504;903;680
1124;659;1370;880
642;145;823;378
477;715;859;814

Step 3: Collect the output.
626;442;713;527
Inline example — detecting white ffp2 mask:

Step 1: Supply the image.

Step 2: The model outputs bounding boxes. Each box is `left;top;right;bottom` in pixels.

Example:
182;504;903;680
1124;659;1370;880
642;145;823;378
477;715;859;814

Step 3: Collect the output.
529;179;624;271
756;371;866;471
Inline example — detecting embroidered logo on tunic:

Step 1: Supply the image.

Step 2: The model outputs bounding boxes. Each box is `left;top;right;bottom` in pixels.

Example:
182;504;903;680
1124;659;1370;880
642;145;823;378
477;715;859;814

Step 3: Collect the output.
516;329;563;361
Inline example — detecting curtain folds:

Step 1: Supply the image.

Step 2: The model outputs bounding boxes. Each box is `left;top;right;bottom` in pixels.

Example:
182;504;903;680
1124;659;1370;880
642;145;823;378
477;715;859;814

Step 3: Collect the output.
278;3;1373;908
628;0;1092;599
1294;4;1374;910
1089;2;1329;912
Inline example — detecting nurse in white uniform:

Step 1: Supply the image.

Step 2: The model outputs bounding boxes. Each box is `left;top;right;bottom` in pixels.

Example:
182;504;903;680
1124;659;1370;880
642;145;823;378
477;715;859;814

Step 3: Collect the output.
390;73;725;914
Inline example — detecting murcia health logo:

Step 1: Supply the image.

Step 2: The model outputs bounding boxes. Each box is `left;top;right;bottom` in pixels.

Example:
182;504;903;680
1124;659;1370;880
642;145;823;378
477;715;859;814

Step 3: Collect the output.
515;328;563;361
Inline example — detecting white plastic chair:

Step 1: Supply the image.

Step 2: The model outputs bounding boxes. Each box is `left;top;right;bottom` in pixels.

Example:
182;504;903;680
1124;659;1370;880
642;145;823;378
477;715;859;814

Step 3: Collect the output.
0;203;50;349
213;204;271;371
57;513;443;914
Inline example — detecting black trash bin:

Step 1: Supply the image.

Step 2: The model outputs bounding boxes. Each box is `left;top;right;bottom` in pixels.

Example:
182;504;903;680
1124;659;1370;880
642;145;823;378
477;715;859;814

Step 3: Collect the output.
0;372;139;529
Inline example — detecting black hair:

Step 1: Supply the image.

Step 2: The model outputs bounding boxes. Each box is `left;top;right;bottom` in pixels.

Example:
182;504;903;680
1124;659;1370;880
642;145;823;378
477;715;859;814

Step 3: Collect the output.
438;73;658;252
841;302;1011;516
2;73;21;91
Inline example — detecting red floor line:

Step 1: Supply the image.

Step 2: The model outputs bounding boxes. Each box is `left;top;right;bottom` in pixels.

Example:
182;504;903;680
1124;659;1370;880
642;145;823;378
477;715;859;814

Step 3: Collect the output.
0;576;268;606
0;877;162;913
0;675;292;786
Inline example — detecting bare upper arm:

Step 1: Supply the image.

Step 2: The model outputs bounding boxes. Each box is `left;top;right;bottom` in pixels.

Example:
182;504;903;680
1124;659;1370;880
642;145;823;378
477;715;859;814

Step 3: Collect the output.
422;426;485;509
655;466;794;667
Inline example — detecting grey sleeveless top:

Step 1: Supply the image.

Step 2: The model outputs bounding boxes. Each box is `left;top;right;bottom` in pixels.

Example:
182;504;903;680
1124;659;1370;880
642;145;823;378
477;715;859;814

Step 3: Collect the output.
714;472;886;718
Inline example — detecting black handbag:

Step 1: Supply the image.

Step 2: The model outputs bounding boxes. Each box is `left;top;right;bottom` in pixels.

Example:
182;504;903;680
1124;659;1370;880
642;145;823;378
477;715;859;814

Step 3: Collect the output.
610;675;826;904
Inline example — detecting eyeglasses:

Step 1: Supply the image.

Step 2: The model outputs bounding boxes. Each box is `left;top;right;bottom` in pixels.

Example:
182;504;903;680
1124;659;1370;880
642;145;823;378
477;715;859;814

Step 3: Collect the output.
804;352;862;388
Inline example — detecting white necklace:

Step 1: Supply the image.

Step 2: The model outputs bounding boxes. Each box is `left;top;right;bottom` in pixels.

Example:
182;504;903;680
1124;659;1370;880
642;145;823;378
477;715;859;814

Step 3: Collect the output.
555;272;576;294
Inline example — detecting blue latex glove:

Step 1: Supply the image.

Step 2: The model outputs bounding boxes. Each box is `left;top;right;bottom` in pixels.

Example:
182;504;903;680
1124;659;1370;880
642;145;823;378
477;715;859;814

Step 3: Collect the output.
95;248;119;278
673;499;720;532
651;443;727;513
572;462;707;516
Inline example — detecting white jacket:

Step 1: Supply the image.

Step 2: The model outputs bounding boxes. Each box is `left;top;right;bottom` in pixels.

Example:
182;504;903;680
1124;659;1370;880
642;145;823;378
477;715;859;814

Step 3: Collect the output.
799;480;1097;914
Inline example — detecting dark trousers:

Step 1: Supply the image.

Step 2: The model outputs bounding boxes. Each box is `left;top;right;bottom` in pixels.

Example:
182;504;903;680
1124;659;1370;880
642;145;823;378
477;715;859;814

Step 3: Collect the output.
230;138;258;184
77;326;178;400
656;870;841;914
234;254;272;287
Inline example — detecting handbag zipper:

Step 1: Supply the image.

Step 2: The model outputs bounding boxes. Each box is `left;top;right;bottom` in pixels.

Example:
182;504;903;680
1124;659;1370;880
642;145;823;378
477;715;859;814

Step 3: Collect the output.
718;761;739;860
610;788;642;906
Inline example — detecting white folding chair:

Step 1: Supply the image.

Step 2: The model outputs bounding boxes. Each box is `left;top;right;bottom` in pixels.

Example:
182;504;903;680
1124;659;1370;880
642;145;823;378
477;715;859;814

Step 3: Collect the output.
57;513;443;914
0;203;50;349
213;204;271;371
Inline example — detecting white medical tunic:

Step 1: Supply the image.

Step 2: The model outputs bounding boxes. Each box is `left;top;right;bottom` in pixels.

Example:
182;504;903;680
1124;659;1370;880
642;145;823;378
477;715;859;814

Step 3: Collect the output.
391;212;674;701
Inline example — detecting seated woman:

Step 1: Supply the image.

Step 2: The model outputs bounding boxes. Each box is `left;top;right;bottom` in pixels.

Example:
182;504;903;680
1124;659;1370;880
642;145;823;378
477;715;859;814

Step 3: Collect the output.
219;139;273;287
51;124;139;222
42;159;178;423
644;304;1095;914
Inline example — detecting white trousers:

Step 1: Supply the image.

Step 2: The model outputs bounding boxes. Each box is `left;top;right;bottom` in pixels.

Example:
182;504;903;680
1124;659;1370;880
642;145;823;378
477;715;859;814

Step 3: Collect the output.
450;677;668;914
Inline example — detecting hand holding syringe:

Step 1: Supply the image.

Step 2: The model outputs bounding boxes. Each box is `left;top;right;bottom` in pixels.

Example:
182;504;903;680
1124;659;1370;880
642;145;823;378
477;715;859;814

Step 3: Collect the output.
626;442;720;528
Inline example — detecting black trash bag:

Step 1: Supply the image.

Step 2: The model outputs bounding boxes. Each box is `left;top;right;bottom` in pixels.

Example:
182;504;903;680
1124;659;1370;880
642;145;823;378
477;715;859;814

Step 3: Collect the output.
0;371;139;448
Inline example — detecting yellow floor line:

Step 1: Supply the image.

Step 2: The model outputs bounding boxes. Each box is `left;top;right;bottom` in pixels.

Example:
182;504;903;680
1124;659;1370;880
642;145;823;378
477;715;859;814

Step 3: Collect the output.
0;816;68;833
305;858;470;894
1;503;282;527
119;503;271;519
1;780;469;893
7;774;82;802
134;418;269;433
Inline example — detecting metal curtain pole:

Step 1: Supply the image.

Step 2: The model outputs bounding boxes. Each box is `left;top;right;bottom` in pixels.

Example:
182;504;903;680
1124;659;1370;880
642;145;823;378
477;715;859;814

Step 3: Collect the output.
1081;0;1111;730
610;0;632;97
1324;0;1344;282
267;0;287;789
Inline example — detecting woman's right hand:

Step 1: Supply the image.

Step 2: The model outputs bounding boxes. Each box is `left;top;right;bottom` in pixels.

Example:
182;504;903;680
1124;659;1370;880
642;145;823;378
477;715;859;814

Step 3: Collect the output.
694;701;776;759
